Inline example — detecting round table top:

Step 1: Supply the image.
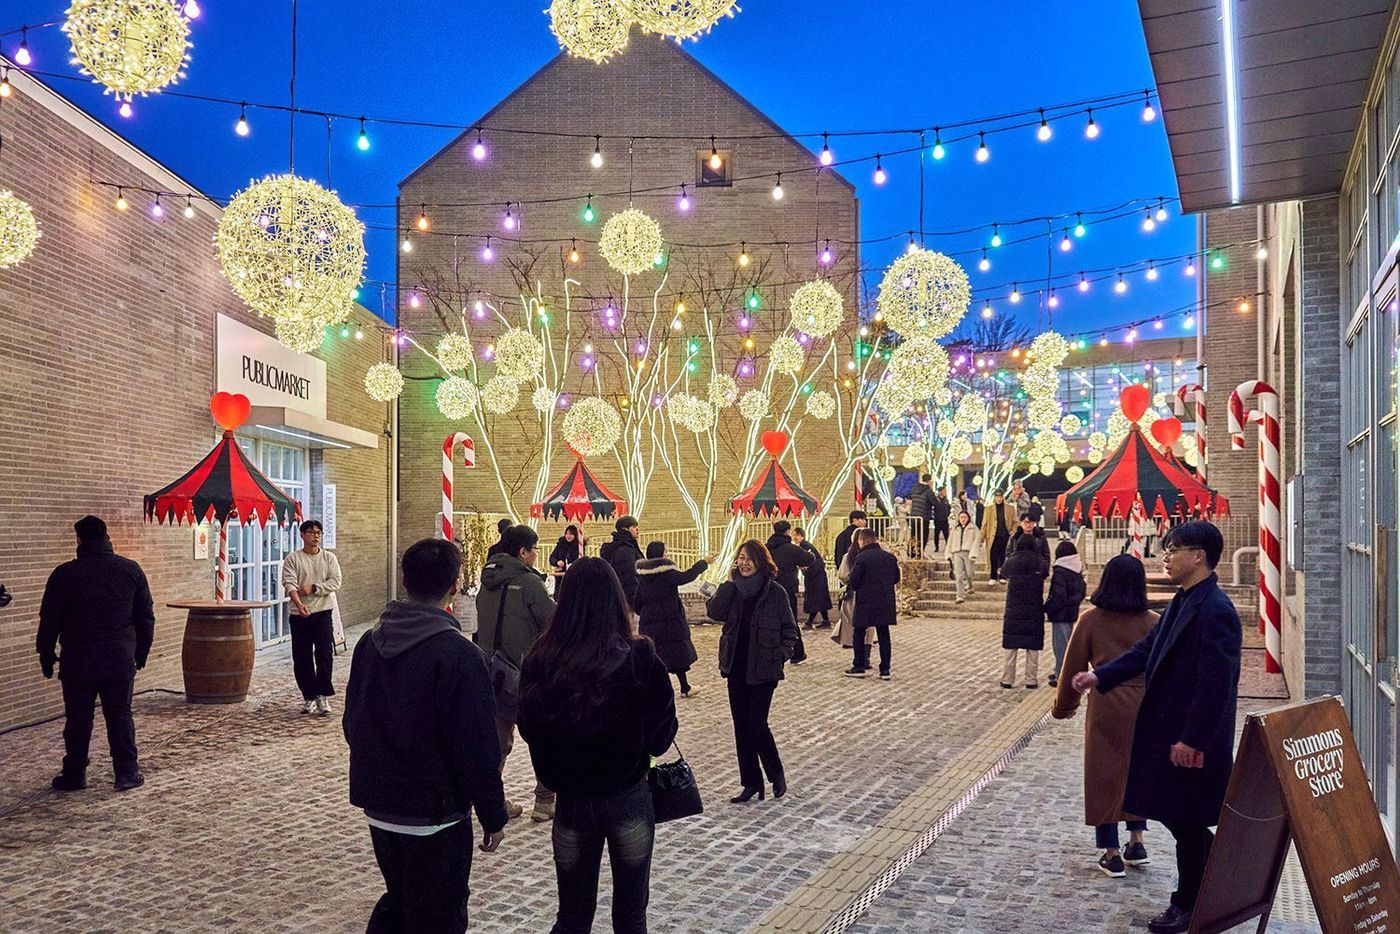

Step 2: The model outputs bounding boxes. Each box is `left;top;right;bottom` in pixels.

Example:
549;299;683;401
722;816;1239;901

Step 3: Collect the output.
167;600;277;610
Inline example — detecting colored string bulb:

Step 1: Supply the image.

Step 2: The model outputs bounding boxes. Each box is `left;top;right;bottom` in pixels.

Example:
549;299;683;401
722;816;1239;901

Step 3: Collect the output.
819;240;833;266
590;136;603;169
471;129;488;161
118;100;133;118
1074;213;1086;238
502;205;517;230
582;198;595;223
569;240;581;264
819;133;833;166
677;185;691;212
975;132;989;163
772;174;784;200
990;224;1002;248
481;238;494;261
1211;252;1225;269
873;156;886;185
978;250;990;272
1036;109;1052;142
747;291;760;309
1141;92;1156;122
235;104;250;137
417;207;429;231
932;130;945;160
738;315;750;329
1085;108;1099;139
357;118;371;151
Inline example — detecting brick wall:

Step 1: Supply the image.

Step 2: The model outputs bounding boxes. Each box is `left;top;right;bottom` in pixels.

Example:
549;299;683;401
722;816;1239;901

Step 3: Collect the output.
0;76;390;730
394;43;861;556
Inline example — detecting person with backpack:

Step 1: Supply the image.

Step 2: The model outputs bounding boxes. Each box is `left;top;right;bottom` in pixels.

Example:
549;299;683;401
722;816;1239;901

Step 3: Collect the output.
476;525;556;822
634;542;714;698
1044;540;1087;687
519;558;678;934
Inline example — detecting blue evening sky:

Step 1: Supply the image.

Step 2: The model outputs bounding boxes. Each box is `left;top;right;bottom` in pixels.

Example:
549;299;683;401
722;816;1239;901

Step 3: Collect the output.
4;1;1196;339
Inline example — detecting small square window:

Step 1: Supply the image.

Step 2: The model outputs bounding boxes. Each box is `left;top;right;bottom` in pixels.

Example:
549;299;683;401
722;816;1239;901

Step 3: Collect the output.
696;149;733;187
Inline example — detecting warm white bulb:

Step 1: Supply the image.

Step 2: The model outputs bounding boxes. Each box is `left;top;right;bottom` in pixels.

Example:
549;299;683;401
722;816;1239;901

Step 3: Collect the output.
772;179;784;200
1256;246;1268;260
976;142;990;163
590;146;603;169
1037;122;1052;142
1085;120;1099;139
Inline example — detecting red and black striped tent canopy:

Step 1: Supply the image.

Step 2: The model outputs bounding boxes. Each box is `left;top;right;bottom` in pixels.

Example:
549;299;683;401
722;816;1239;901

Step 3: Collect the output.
729;459;820;517
1056;426;1228;521
530;458;627;523
144;431;301;527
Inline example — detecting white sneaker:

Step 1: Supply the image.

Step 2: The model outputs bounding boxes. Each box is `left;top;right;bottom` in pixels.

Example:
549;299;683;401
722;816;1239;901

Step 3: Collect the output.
317;697;332;716
302;699;317;714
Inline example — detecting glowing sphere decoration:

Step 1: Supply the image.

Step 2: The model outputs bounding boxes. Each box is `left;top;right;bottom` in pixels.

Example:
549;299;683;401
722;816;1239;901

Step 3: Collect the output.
1039;459;1056;476
876;249;971;338
435;333;473;371
563;397;623;456
1088;449;1104;465
1027;397;1062;431
738;389;770;422
707;373;738;408
666;394;714;433
215;175;365;334
548;0;632;63
363;362;405;402
901;445;926;468
877;464;896;482
481;376;520;415
625;0;737;40
788;279;844;338
954;394;986;433
436;376;479;420
1019;364;1059;400
949;437;974;461
493;328;545;381
599;208;663;275
886;336;950;399
1059;413;1082;434
934;387;953;406
805;389;835;420
1088;431;1107;449
1065;465;1085;484
274;317;323;353
874;378;913;415
0;191;40;268
1028;331;1070;368
532;386;558;413
64;0;191;102
767;335;805;375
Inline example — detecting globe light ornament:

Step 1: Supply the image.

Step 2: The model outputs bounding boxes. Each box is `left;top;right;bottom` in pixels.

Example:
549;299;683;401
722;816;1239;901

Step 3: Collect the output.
886;336;950;399
215;174;365;334
274;317;324;354
901;445;926;468
805;389;835;420
707;374;739;408
532;386;558;413
876;249;971;338
364;362;405;402
1065;465;1085;483
874;378;914;415
1059;413;1082;434
934;387;953;406
788;279;844;338
436;376;479;420
563;396;623;456
624;0;737;40
481;375;520;415
1028;330;1070;368
64;0;191;102
738;388;770;421
599;208;663;275
767;335;805;375
0;191;40;268
548;0;633;63
879;464;897;482
949;437;974;461
1027;397;1062;431
435;333;473;371
493;328;545;381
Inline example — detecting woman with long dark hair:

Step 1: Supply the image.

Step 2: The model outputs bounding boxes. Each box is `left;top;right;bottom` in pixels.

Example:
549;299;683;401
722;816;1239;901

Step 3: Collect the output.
1052;554;1159;878
706;539;799;803
635;541;712;697
548;524;584;571
519;557;678;934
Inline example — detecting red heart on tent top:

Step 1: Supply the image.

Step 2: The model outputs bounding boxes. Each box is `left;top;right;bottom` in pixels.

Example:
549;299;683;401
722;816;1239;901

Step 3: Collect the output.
1150;416;1182;448
761;431;788;457
210;392;251;431
1120;384;1150;422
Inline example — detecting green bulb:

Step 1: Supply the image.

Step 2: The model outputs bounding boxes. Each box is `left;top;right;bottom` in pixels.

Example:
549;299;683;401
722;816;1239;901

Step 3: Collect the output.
654;253;666;268
582;204;595;223
340;326;350;338
688;341;699;354
747;293;759;309
687;361;697;373
1210;253;1225;269
357;132;370;152
990;233;1003;248
801;384;812;395
1074;223;1086;238
932;141;945;160
539;313;550;325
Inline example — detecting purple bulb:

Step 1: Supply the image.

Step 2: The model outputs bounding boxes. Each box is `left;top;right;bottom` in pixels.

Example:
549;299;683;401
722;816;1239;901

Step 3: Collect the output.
482;347;495;360
558;395;570;408
652;395;663;407
481;244;494;261
502;213;516;231
738;316;750;329
581;356;593;369
150;202;164;218
798;333;811;346
472;140;487;161
820;248;833;266
678;194;691;212
635;340;647;354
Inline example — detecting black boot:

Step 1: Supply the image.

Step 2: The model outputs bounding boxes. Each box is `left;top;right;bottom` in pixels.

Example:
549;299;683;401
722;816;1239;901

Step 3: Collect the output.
51;772;86;792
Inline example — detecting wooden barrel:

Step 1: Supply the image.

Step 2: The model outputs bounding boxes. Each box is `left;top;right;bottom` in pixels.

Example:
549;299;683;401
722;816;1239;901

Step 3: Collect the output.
180;606;256;704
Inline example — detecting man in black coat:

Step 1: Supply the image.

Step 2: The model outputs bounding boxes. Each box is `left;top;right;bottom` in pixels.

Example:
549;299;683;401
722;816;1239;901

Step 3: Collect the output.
1072;521;1241;934
844;529;901;679
908;476;934;556
345;538;508;933
484;517;514;558
1008;516;1051;576
832;509;867;574
931;489;952;554
37;515;154;792
765;521;813;620
598;515;644;611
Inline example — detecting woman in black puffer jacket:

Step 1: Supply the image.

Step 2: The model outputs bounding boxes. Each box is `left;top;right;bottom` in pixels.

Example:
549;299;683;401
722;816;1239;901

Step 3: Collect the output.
1000;535;1048;690
706;539;799;804
635;541;711;698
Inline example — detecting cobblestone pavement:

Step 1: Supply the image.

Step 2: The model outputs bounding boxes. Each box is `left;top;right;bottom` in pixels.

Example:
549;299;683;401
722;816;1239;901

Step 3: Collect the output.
846;711;1322;934
0;614;1038;933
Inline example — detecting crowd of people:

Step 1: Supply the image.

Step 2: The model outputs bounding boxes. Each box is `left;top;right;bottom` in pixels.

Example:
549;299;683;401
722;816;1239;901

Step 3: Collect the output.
29;489;1241;934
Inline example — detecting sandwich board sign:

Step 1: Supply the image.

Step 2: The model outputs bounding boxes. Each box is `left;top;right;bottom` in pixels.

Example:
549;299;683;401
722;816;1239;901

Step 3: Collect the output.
1190;696;1400;933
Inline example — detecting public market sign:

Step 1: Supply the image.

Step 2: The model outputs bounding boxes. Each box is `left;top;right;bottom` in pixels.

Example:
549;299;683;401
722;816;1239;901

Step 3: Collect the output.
1190;696;1400;934
216;314;327;419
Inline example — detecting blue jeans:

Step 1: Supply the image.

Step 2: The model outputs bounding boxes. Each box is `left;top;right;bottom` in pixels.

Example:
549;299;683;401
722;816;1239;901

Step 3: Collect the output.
1095;820;1147;849
551;780;655;933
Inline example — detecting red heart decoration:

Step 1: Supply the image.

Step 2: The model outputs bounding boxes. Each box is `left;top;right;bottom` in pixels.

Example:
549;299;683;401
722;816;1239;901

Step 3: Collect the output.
1120;384;1150;422
210;392;251;431
1151;416;1182;448
761;431;788;457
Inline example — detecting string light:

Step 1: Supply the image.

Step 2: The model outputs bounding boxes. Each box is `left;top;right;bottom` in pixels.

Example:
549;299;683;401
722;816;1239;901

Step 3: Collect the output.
1141;91;1156;122
472;128;488;161
590;136;604;168
502;203;516;230
481;237;494;261
990;224;1002;248
182;196;195;218
401;235;413;253
1256;245;1268;260
1114;272;1127;293
819;240;834;266
1184;258;1197;276
568;239;581;263
357;117;370;151
932;129;946;160
1141;208;1156;232
184;0;200;17
1155;199;1169;222
772;173;784;200
119;101;133;118
1036;109;1052;141
873;154;886;185
906;233;918;255
975;132;989;162
115;187;128;211
1059;231;1072;252
1048;290;1060;309
1238;299;1250;313
1211;251;1225;270
15;29;32;67
1074;212;1086;237
978;250;990;272
820;132;834;166
0;72;10;98
981;302;994;319
1153;318;1164;330
677;184;691;212
581;196;595;224
416;206;429;231
709;137;722;170
1078;273;1090;292
1183;314;1195;329
1146;262;1158;280
235;104;250;137
150;196;164;218
738;242;750;266
1009;283;1021;304
1085;108;1099;138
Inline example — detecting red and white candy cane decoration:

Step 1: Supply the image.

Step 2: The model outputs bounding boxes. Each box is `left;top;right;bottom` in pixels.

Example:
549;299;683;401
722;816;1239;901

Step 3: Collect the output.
1128;498;1147;560
1228;380;1282;674
1174;384;1207;482
215;521;228;601
441;433;477;540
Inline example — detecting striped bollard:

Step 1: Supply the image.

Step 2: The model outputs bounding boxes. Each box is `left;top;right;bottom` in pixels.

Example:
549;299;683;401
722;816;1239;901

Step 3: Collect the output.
441;433;477;540
1228;380;1282;674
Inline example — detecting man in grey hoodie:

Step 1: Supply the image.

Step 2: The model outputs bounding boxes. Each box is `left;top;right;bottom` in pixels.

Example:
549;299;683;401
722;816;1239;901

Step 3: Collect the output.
344;538;508;934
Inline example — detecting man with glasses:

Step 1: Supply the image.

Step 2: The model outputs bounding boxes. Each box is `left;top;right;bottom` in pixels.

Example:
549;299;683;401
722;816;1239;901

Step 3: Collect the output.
281;519;343;716
477;525;556;822
1072;520;1241;934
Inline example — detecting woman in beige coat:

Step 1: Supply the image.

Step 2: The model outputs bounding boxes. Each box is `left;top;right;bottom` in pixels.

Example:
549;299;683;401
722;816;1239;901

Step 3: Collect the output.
832;537;874;653
1052;554;1159;879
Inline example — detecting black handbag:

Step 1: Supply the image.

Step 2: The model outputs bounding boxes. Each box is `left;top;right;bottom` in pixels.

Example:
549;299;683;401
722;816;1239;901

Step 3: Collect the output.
648;741;703;824
487;573;522;723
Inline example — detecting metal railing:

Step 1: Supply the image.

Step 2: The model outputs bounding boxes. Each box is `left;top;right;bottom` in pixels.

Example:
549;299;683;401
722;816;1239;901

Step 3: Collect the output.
1074;514;1258;565
649;515;927;568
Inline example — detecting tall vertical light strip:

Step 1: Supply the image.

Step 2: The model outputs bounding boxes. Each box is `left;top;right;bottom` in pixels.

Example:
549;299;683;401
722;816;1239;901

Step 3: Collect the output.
1221;0;1243;203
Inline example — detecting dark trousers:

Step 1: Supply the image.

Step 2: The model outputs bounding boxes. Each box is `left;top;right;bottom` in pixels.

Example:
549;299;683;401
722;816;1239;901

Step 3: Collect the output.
551;781;654;934
61;676;137;777
1162;821;1214;912
852;625;892;673
291;609;335;700
726;678;784;788
932;520;949;552
989;534;1009;580
367;820;473;934
1094;819;1147;849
